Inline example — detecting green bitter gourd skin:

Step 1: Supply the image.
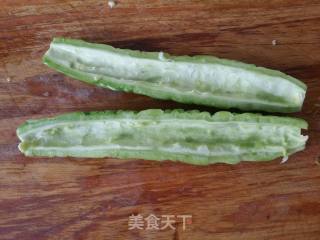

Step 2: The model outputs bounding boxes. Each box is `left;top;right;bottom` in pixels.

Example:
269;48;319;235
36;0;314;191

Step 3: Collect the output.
17;110;308;165
43;38;306;113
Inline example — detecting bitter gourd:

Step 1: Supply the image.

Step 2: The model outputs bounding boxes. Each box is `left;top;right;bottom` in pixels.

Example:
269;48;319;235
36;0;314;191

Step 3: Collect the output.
43;38;306;113
17;110;308;165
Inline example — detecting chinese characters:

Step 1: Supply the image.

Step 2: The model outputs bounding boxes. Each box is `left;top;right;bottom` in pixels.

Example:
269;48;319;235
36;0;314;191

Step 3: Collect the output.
128;214;192;231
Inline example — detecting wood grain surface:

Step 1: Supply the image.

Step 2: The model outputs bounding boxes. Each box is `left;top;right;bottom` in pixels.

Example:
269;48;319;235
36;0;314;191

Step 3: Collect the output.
1;1;320;239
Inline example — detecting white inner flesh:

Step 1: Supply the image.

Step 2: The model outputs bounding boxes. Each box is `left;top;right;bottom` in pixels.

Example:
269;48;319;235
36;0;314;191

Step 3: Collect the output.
49;43;305;106
20;119;307;158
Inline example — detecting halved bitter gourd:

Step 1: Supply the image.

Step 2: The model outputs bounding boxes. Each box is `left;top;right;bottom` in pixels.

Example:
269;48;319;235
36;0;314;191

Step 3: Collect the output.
43;38;306;113
17;110;308;165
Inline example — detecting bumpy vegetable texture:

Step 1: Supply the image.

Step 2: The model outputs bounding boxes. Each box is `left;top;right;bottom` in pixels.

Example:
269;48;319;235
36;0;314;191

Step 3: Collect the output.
17;110;308;165
43;38;306;113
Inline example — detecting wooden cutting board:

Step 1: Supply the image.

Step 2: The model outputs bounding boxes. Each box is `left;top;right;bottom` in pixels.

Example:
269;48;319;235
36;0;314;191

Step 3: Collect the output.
1;1;320;239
